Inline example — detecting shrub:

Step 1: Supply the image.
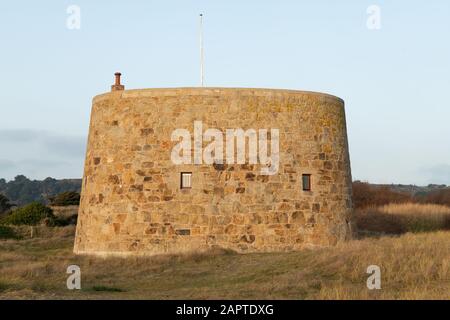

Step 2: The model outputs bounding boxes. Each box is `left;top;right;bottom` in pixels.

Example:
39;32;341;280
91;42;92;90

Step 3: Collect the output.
54;214;78;226
49;191;80;206
0;225;19;239
352;181;411;209
0;194;13;214
1;202;56;226
415;188;450;207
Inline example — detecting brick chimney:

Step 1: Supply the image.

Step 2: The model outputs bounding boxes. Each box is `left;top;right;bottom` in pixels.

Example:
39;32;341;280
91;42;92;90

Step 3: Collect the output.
111;72;125;91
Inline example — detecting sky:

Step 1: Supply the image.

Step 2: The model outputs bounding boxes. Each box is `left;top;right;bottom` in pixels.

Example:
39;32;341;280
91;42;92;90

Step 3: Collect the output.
0;0;449;185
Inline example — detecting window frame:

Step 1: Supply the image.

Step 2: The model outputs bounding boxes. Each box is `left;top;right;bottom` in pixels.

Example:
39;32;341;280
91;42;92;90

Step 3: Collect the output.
302;174;312;191
180;172;192;189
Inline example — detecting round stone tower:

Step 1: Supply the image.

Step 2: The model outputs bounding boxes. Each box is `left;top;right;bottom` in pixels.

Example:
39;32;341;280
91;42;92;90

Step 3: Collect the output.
74;76;353;256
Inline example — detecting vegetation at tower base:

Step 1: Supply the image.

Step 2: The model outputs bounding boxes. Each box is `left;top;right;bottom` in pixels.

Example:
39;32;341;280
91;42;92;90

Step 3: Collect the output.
75;88;354;256
0;190;449;299
0;217;448;299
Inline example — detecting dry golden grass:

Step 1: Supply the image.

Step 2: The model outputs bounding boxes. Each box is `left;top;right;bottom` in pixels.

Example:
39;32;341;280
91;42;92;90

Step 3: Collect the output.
0;224;448;300
379;203;450;215
355;203;450;235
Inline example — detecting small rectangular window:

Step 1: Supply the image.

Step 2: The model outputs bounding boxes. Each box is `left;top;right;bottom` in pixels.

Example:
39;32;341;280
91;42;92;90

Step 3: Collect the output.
302;174;311;191
180;172;192;189
176;229;191;236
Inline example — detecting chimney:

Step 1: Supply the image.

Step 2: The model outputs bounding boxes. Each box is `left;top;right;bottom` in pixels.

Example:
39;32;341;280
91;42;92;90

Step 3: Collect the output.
111;72;125;91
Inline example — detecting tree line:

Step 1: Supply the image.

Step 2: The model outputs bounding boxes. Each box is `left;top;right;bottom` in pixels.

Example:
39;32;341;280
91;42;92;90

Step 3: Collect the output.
0;175;81;207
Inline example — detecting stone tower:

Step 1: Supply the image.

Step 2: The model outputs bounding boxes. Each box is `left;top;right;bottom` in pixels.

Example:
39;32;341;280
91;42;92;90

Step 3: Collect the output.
74;74;353;256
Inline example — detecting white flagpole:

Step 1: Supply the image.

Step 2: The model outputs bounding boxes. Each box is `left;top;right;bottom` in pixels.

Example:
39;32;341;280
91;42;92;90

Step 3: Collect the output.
199;13;204;87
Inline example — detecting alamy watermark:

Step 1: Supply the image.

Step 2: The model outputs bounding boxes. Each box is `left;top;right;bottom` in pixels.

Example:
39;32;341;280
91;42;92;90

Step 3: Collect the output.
366;5;381;30
366;265;381;290
171;121;280;175
66;5;81;30
66;265;81;290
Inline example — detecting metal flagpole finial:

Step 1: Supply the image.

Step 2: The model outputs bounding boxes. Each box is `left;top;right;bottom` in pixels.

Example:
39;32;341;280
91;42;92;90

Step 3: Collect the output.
199;13;204;87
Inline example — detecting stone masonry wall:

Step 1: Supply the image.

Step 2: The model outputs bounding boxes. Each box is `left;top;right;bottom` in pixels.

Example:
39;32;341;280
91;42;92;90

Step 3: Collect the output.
74;88;353;256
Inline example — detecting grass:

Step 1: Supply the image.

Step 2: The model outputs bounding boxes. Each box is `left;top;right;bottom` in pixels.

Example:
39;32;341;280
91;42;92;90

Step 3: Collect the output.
355;203;450;235
90;286;125;292
0;203;449;300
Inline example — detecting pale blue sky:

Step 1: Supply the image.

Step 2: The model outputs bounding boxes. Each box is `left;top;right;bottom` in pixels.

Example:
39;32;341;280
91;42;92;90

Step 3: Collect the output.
0;0;449;185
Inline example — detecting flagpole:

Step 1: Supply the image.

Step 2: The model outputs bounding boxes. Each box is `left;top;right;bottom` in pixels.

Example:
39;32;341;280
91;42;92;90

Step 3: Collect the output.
199;13;204;87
